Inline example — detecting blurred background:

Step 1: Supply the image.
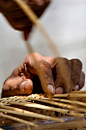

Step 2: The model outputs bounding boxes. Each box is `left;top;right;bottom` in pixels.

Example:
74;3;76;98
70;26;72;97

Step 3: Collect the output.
0;0;86;93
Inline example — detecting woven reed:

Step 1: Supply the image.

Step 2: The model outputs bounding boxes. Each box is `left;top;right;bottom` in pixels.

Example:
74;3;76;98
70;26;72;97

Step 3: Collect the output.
0;91;86;130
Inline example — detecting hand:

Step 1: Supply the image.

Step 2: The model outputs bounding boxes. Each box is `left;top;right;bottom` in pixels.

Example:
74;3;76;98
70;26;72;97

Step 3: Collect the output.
2;53;85;97
0;0;50;40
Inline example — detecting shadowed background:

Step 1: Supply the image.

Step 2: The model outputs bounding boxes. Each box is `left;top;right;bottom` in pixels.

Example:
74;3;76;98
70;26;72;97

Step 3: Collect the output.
0;0;86;93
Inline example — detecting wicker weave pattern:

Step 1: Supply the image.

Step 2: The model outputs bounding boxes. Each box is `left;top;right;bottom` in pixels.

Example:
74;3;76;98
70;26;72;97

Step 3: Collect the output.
0;91;86;129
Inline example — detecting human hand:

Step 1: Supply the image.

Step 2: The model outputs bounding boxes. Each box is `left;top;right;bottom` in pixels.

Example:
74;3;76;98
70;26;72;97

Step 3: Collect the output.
0;0;50;40
2;53;85;97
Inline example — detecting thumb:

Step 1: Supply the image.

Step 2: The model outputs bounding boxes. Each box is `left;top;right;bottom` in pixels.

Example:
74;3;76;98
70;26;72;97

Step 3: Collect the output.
19;79;33;94
2;78;33;97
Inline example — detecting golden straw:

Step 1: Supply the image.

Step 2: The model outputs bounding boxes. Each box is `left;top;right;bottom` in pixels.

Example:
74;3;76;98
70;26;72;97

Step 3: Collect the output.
0;112;36;128
0;108;64;122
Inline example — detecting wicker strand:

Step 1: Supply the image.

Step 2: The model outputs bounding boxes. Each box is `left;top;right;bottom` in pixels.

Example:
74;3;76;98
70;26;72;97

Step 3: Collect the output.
0;108;64;123
29;97;86;113
0;112;36;128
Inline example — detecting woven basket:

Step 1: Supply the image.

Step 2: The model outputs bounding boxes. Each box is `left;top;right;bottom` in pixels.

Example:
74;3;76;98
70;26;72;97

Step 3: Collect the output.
0;91;86;130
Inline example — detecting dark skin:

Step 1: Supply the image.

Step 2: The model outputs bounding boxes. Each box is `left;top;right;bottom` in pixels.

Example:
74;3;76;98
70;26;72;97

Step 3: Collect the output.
0;0;50;40
2;53;85;97
0;0;85;97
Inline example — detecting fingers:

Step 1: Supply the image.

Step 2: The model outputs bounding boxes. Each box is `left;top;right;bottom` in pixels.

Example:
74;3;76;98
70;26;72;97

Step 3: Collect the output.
70;59;82;86
55;58;72;93
78;71;85;90
34;0;50;17
2;53;55;97
73;71;85;91
0;0;50;40
70;59;83;91
37;61;55;94
0;1;17;12
28;0;50;10
4;15;32;28
25;53;55;94
4;14;32;40
55;58;85;94
7;9;25;18
2;53;85;97
2;77;33;97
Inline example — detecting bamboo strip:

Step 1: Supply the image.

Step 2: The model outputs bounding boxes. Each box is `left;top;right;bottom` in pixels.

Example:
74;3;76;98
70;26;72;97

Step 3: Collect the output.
1;94;86;107
54;93;86;98
1;94;86;109
0;102;69;114
0;101;84;118
34;120;86;130
0;108;64;122
54;93;69;98
71;90;86;93
54;98;86;107
43;97;86;107
0;103;31;113
10;101;70;113
25;41;34;53
67;93;86;98
9;102;84;117
67;111;84;117
0;112;36;128
29;97;86;113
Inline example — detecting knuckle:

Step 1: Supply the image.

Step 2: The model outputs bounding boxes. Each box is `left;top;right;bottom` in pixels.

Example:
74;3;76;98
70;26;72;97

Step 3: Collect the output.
55;57;70;72
55;57;62;65
25;52;39;61
71;59;82;69
3;79;11;91
39;60;51;69
25;53;34;61
56;57;68;64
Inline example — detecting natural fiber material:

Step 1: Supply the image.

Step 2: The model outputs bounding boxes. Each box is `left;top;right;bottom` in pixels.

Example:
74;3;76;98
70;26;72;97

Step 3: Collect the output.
0;91;86;129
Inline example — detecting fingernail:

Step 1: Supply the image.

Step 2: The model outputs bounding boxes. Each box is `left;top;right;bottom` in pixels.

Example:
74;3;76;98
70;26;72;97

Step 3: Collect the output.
55;87;63;94
47;85;55;94
74;85;79;91
19;81;27;92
